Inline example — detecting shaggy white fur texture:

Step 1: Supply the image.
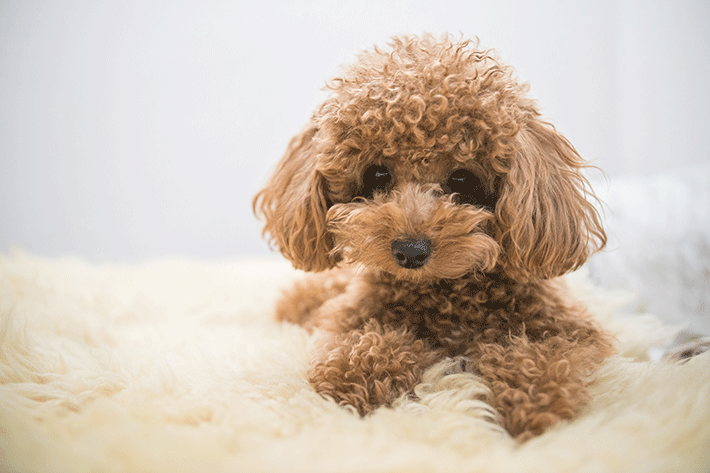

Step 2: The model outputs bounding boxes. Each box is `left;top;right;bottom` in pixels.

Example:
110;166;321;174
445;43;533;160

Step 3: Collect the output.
0;251;708;472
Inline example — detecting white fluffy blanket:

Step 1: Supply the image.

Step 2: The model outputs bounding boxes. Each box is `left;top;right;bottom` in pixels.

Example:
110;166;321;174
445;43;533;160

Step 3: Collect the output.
1;251;709;473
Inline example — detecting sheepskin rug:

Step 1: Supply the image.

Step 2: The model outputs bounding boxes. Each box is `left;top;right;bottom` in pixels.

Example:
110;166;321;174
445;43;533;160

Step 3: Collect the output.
1;251;708;473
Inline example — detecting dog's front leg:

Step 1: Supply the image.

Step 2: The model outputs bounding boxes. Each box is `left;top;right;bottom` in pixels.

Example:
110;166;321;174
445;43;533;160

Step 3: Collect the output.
308;319;439;415
471;333;611;441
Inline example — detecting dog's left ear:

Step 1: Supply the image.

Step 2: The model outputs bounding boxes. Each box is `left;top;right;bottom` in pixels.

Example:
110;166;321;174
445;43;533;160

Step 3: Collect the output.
497;119;606;280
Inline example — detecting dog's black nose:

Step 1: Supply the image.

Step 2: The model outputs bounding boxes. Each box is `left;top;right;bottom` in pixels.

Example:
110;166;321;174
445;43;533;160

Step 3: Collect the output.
391;238;432;269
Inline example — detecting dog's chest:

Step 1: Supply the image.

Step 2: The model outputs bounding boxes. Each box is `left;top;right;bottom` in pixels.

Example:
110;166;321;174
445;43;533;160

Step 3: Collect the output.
375;275;537;351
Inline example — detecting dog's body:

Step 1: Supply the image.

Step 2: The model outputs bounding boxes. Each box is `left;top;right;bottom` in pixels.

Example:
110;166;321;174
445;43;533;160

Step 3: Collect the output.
276;267;611;440
254;35;614;441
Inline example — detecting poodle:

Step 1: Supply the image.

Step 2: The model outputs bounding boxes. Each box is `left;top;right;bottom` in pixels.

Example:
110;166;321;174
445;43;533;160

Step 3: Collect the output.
253;34;615;441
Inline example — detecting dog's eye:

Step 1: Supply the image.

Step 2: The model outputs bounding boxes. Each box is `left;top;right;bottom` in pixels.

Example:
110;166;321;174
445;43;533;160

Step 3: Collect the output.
358;165;392;199
444;169;497;211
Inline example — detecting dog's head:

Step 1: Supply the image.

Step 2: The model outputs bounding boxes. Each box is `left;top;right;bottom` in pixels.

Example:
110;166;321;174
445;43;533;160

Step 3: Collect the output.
254;35;605;282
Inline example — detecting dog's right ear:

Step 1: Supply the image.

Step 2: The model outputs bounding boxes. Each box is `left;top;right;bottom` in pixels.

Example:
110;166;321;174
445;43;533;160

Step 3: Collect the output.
253;124;335;272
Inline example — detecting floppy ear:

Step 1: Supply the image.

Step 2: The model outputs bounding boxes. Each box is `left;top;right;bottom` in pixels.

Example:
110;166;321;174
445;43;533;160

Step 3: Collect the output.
496;119;606;280
253;124;335;271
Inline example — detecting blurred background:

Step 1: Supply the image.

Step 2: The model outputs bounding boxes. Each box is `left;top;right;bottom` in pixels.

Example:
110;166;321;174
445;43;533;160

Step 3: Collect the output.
1;1;708;332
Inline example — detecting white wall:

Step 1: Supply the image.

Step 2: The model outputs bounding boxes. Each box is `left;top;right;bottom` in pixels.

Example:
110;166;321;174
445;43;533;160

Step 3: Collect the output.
1;0;708;262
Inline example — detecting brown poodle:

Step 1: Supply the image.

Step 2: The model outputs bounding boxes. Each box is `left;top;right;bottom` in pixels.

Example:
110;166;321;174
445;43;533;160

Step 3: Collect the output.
253;34;614;441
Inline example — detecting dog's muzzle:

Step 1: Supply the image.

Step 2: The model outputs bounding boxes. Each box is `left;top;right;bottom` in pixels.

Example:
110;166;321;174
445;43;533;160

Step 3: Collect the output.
391;238;432;269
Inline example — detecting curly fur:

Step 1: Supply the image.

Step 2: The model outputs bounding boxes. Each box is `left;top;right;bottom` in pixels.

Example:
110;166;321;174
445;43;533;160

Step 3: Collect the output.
254;34;613;441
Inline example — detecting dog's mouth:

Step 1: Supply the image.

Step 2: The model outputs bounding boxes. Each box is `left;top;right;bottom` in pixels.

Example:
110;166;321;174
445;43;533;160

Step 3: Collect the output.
326;186;500;281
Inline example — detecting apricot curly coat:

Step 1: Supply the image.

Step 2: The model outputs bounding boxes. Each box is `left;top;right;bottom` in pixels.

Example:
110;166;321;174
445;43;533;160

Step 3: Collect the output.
254;35;614;441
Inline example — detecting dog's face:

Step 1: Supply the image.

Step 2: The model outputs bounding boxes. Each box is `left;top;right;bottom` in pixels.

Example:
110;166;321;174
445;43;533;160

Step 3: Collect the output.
254;35;606;282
